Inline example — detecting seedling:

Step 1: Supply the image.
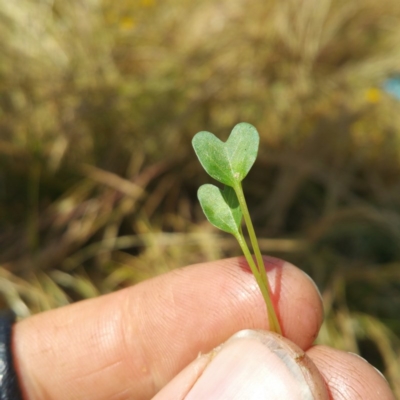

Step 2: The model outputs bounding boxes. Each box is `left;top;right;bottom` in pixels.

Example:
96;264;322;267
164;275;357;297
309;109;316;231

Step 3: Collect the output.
193;122;282;334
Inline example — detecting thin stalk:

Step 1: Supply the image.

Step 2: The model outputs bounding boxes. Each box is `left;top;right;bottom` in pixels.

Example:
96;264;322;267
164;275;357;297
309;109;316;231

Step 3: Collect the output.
234;182;266;279
236;233;261;282
235;232;281;333
234;182;282;334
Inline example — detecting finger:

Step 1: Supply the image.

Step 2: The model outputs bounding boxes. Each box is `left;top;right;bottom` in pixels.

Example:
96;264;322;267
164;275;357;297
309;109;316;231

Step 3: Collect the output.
154;330;329;400
307;345;395;399
13;256;323;400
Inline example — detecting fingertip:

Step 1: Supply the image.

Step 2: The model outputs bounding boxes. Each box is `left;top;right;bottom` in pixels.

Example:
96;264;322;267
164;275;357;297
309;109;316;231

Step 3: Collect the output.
307;345;396;399
155;330;329;400
260;256;324;349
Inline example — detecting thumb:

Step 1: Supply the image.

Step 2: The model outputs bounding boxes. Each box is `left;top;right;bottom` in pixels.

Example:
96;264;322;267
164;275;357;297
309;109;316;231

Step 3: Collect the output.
154;330;329;400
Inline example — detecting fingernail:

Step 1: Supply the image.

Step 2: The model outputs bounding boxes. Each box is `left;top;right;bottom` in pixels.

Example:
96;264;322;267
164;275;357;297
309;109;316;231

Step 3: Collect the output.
185;330;329;399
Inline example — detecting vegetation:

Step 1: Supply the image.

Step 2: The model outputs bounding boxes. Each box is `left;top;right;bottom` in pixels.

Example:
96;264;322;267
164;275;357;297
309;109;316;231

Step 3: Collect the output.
0;0;399;394
194;122;281;334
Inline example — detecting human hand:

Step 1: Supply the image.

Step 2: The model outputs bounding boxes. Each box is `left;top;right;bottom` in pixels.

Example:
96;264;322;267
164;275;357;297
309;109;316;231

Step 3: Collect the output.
12;257;394;399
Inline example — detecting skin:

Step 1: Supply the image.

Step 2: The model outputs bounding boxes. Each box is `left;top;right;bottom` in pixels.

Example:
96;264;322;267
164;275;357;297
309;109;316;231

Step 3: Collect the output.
12;256;394;399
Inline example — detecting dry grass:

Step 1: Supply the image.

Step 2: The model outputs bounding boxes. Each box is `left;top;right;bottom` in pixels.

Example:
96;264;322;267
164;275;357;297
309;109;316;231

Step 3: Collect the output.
0;0;400;393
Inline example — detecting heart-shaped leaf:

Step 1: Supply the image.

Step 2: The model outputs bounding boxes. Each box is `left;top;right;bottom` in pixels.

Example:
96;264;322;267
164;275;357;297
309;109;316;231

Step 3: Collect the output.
197;184;242;235
192;122;259;186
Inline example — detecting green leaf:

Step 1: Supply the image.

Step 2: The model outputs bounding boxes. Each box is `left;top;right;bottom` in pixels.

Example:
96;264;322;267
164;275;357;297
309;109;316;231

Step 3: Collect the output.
197;184;242;235
192;122;259;186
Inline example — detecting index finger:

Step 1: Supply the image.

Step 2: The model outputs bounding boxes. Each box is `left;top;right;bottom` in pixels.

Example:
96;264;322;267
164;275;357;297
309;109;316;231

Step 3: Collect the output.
13;256;323;400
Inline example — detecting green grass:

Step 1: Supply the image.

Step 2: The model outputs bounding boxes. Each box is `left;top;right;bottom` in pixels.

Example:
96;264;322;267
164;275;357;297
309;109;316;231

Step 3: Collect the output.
0;0;400;394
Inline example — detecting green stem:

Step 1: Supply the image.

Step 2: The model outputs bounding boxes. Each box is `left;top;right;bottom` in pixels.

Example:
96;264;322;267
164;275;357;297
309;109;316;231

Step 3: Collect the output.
234;182;282;335
235;232;281;333
235;233;262;283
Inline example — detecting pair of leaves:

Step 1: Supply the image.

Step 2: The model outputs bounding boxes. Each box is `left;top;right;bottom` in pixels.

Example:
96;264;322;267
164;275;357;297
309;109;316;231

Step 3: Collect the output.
193;122;259;186
193;122;259;235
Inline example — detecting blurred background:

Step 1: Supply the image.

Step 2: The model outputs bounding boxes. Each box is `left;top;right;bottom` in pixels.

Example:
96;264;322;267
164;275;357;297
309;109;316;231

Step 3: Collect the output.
0;0;399;394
